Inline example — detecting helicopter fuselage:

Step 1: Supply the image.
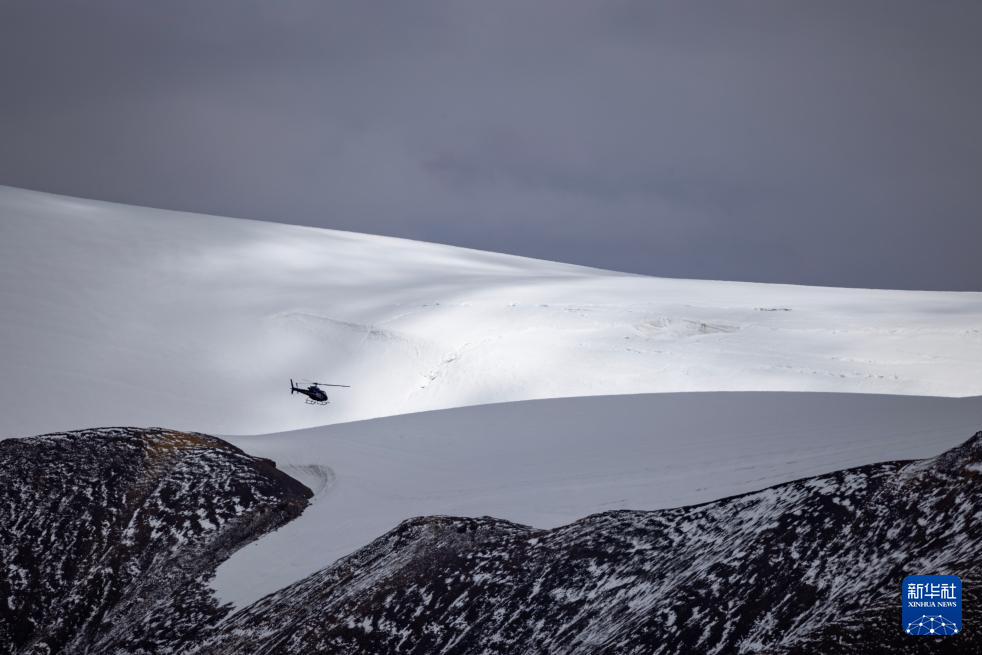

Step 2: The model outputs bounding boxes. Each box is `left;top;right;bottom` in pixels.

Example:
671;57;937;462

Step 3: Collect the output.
300;387;328;402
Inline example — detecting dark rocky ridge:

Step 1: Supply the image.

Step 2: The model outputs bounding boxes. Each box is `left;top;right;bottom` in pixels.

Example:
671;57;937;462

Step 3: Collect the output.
0;428;311;654
2;428;981;654
198;431;982;655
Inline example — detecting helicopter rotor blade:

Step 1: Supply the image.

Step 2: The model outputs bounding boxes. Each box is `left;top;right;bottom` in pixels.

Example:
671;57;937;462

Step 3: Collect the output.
311;382;350;387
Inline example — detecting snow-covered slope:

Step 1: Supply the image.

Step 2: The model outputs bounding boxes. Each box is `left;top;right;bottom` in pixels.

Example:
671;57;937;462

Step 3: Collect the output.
212;391;982;608
1;185;981;437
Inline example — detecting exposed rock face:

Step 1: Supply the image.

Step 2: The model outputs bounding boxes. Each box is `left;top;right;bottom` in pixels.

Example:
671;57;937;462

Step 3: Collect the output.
0;428;311;654
198;432;982;655
2;428;980;654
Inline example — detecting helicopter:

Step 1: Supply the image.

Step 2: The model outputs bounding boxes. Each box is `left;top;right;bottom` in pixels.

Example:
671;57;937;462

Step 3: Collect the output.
290;379;350;405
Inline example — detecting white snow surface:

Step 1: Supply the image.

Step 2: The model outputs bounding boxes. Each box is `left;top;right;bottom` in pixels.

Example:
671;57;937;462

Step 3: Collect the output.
2;185;982;437
213;392;982;608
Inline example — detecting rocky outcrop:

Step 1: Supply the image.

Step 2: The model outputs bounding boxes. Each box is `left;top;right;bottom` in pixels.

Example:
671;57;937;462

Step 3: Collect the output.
0;428;311;654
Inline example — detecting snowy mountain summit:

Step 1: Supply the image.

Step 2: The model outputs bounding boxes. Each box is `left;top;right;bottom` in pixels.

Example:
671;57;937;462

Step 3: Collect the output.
2;184;982;437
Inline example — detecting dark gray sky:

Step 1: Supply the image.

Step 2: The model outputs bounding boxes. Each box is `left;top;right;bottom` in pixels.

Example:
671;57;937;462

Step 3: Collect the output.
2;1;980;289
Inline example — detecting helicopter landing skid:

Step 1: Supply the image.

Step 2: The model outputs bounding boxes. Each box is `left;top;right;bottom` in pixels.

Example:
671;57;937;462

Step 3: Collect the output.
305;399;330;405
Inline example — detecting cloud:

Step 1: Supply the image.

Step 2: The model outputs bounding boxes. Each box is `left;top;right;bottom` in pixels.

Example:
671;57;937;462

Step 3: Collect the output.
1;0;980;289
